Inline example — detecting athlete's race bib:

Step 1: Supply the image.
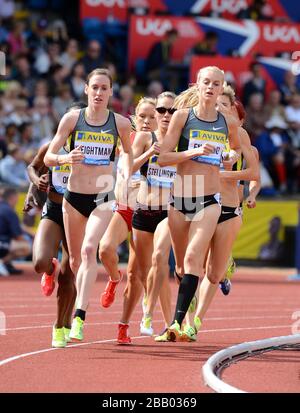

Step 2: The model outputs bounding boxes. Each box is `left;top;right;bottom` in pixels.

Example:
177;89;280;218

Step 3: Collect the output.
146;155;177;188
75;130;114;165
51;164;71;194
188;129;227;166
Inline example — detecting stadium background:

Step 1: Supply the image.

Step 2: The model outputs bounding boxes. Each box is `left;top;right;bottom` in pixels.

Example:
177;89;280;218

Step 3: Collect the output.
1;0;300;269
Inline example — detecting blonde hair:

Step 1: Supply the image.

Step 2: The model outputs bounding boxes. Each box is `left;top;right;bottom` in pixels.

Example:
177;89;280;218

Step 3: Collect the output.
173;66;225;109
130;96;156;131
197;65;225;82
157;91;176;101
222;82;236;105
174;86;198;109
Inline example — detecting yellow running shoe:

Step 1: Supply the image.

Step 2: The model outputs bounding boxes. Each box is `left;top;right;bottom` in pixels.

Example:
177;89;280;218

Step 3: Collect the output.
69;317;84;341
194;315;202;332
225;256;236;280
181;325;197;342
181;316;202;342
63;327;71;343
188;295;197;313
52;326;67;348
154;329;169;342
166;321;182;342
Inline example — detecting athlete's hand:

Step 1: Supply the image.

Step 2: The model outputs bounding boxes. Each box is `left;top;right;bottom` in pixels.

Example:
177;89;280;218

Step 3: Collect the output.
67;146;85;164
195;143;215;157
246;195;256;208
222;150;239;170
23;192;35;212
36;173;49;192
148;142;161;156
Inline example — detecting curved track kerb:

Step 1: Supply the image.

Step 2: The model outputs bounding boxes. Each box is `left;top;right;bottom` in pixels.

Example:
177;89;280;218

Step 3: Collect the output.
202;334;300;393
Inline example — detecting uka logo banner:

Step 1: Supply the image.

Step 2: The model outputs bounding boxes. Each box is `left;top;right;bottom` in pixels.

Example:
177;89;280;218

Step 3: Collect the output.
128;15;300;70
80;0;300;22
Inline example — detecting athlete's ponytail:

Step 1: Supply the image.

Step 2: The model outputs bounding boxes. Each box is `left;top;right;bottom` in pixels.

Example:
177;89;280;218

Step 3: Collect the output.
173;85;199;109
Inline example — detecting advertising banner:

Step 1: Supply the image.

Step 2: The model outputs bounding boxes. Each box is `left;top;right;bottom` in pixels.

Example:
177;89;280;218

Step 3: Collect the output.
80;0;300;22
232;201;298;265
128;15;300;71
128;15;202;70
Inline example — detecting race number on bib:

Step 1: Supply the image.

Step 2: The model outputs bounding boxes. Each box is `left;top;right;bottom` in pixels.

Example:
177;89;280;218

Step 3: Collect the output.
75;130;114;165
147;156;177;188
189;129;227;166
52;164;71;194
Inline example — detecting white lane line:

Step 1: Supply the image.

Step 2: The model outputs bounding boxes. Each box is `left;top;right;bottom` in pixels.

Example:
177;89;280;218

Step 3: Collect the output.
0;325;292;369
0;336;148;368
0;322;291;334
3;313;294;320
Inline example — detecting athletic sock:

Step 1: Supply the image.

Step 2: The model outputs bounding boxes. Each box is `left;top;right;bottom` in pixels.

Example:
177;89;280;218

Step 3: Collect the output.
74;309;86;321
172;274;199;326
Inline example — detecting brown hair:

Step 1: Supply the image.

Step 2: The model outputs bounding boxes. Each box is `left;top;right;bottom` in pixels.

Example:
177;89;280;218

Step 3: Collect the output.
234;100;246;122
86;68;113;87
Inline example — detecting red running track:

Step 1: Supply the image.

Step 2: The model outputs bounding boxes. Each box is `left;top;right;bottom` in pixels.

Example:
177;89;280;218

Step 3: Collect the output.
0;264;299;393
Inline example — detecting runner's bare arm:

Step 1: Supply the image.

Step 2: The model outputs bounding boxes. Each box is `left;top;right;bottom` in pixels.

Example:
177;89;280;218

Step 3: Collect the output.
27;143;49;188
44;110;83;166
224;113;241;163
116;115;133;180
131;131;156;173
221;128;259;181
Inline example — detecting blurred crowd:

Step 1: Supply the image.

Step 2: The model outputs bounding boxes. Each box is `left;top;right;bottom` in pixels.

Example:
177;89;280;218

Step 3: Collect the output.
0;0;300;272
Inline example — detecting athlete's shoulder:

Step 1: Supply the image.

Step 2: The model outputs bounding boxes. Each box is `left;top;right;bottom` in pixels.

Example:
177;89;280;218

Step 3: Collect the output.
61;108;81;126
113;111;131;128
238;126;250;141
222;112;238;128
134;130;153;141
175;108;190;118
251;144;259;160
171;108;190;125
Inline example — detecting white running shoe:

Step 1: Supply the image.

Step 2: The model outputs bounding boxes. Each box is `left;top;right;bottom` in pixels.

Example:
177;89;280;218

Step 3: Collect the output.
140;316;153;336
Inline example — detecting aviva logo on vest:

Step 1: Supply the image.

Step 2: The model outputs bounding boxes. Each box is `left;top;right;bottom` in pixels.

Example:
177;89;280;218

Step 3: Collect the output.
190;129;226;143
76;131;114;144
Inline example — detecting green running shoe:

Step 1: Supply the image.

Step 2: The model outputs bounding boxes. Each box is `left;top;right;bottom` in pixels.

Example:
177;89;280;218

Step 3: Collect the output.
188;295;197;313
154;329;169;342
166;320;182;342
225;256;236;281
181;325;197;342
140;316;153;336
69;317;84;341
52;326;67;348
63;327;71;343
181;316;202;342
194;315;202;332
